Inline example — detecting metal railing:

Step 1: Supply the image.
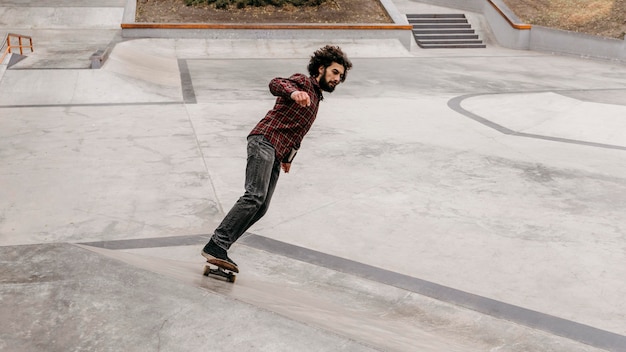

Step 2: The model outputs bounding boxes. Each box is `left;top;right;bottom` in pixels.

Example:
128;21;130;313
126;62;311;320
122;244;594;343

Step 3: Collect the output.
1;33;34;64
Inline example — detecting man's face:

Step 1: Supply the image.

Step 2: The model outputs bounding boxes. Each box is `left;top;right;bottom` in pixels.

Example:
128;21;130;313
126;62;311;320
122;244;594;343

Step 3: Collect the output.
317;62;345;93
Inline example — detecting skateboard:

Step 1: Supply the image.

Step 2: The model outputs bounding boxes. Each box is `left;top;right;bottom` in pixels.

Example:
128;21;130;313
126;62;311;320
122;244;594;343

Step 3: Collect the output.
203;259;237;283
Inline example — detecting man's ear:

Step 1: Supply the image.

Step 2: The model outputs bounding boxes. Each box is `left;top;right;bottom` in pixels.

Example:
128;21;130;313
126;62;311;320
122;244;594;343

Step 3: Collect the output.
318;65;325;76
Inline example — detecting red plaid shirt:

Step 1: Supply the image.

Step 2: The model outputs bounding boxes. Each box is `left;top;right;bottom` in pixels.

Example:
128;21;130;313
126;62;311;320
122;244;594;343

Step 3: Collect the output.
249;74;323;162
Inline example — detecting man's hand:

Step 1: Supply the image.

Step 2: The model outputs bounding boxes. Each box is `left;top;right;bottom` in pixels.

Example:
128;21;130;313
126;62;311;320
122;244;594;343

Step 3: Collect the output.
281;163;291;173
290;91;311;107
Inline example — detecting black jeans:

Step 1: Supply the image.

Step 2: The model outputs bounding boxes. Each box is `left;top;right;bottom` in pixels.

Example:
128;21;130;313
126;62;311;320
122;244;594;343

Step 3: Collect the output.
212;135;281;250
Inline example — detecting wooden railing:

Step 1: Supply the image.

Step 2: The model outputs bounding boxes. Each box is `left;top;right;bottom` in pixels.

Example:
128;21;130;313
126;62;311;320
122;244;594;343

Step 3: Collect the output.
486;0;532;30
1;33;34;64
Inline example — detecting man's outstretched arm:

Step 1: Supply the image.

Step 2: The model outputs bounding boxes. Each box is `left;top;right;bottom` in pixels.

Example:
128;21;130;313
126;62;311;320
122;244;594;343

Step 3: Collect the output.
269;75;310;107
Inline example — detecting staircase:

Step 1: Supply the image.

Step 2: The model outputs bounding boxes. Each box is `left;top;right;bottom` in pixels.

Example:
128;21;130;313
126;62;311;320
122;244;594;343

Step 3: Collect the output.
407;14;486;49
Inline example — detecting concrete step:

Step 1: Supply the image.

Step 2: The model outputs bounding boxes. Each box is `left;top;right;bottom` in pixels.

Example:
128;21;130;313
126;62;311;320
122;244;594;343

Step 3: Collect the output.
410;23;472;29
419;43;487;49
410;19;469;24
408;13;485;49
413;29;476;34
419;39;485;45
406;13;466;19
414;34;480;40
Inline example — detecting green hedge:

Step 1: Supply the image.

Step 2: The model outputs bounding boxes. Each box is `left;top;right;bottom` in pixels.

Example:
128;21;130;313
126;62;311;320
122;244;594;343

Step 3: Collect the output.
185;0;325;9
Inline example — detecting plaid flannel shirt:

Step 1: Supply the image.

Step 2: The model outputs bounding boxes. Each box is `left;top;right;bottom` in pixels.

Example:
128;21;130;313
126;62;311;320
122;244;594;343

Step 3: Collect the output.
249;74;324;163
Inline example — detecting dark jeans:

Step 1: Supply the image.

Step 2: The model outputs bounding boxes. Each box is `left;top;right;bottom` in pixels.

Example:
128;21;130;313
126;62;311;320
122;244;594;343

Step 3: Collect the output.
212;135;281;250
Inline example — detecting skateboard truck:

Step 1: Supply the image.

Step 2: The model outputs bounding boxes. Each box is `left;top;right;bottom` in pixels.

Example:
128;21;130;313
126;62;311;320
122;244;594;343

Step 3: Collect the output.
203;262;237;283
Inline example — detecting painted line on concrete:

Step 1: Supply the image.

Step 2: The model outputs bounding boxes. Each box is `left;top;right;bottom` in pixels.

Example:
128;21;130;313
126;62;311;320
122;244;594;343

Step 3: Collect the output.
178;59;197;104
80;233;210;250
448;93;626;152
80;232;626;351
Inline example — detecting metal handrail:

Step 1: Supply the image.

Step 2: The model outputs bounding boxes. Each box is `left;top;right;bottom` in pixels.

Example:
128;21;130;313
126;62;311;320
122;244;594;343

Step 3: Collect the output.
1;33;34;64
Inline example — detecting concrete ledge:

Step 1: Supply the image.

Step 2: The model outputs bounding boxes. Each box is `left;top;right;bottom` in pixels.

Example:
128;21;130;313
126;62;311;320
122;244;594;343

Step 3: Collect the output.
531;26;626;62
89;47;110;69
122;23;412;30
483;0;531;50
121;0;414;50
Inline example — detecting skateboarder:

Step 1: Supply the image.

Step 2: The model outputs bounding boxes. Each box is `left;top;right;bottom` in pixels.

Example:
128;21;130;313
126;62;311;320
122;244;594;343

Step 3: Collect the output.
202;45;352;272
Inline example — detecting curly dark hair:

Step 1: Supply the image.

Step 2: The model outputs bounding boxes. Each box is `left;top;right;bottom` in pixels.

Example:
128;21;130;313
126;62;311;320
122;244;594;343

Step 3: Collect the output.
307;45;353;82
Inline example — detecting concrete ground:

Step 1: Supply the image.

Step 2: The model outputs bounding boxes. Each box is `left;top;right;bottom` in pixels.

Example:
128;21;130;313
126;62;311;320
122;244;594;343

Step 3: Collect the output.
1;1;625;351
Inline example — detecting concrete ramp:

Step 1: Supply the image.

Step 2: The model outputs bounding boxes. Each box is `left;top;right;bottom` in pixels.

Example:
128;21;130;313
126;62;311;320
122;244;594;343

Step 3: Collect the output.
0;44;182;105
103;43;181;87
78;242;604;352
0;243;377;352
0;1;125;69
1;29;121;69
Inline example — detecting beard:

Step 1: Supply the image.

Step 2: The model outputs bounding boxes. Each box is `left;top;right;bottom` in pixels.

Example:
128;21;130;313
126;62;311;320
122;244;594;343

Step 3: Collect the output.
318;68;336;93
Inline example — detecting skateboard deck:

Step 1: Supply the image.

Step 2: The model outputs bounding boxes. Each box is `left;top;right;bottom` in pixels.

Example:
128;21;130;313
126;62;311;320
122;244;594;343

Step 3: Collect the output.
203;259;237;283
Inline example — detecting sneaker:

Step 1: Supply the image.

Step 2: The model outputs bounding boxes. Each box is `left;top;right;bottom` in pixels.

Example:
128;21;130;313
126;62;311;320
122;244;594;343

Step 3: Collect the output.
201;239;239;273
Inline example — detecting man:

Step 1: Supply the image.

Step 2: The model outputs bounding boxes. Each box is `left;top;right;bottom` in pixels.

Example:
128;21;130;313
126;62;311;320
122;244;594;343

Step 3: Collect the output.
201;45;352;272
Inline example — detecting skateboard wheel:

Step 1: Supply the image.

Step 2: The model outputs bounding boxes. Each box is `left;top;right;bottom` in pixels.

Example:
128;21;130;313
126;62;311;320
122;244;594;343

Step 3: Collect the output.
202;264;236;283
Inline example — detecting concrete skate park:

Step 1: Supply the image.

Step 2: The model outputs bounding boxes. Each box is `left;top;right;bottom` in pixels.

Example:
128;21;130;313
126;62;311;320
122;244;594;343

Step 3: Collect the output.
1;0;625;351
